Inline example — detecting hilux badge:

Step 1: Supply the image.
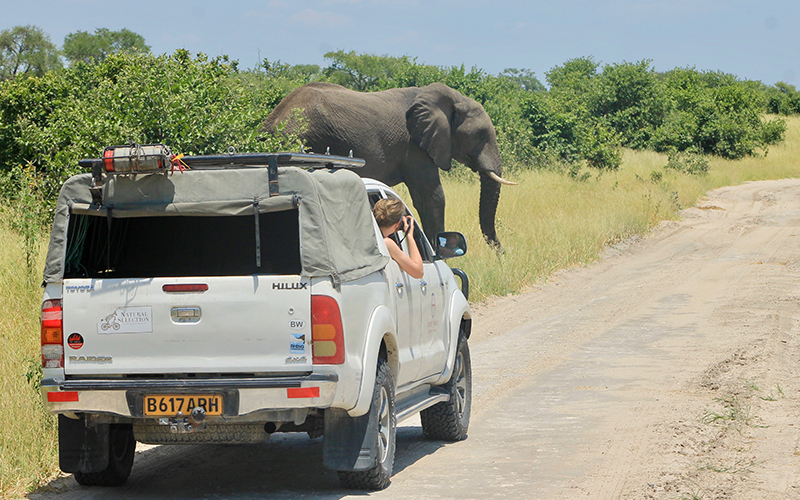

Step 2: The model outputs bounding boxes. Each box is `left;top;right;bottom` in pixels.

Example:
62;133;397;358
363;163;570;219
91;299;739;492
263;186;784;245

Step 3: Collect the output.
273;282;308;290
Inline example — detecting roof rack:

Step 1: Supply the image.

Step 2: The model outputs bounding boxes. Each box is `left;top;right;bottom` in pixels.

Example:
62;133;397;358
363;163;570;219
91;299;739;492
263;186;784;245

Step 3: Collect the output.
78;145;366;206
183;152;366;198
180;152;365;170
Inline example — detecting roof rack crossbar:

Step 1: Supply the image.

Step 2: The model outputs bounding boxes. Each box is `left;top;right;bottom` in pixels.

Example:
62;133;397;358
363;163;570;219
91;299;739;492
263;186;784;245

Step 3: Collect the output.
180;152;365;170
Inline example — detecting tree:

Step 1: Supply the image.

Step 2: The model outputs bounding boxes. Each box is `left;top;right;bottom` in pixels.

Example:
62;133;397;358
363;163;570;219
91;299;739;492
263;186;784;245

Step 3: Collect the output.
0;50;296;214
592;60;668;149
0;25;62;80
63;28;149;64
323;51;412;91
499;68;545;92
260;59;321;83
764;81;800;115
653;67;785;159
545;56;598;93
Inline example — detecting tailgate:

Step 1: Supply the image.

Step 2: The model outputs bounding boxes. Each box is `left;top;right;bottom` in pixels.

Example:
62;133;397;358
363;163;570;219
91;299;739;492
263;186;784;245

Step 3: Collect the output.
62;277;311;375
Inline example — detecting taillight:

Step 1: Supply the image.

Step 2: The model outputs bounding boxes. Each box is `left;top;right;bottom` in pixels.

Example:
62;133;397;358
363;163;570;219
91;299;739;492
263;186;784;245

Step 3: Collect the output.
311;295;345;364
41;299;63;368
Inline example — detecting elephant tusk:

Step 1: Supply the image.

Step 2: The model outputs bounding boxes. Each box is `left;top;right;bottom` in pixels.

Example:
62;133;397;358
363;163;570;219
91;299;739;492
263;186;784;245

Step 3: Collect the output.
488;172;518;186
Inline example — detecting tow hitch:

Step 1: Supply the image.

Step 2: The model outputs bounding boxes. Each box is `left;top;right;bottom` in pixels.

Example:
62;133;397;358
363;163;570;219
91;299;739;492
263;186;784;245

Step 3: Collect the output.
159;407;207;434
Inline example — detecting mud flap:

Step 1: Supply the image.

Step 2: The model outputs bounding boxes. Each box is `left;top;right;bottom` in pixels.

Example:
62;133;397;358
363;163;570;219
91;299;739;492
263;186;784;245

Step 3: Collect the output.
322;408;378;471
58;414;110;473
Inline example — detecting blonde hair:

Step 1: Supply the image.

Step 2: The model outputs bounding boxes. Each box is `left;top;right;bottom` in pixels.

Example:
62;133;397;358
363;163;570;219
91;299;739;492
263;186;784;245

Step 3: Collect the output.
373;198;405;229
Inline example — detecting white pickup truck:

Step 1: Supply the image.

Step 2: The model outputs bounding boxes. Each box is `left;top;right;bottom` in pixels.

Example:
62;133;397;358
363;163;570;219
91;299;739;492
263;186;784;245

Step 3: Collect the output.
39;145;472;490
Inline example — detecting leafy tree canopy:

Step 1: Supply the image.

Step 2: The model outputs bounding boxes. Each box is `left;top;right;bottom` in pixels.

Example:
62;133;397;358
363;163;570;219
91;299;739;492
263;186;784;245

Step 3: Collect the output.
0;50;296;209
63;28;150;64
323;50;414;91
546;56;599;94
260;59;321;83
499;68;545;92
0;25;61;81
0;29;793;210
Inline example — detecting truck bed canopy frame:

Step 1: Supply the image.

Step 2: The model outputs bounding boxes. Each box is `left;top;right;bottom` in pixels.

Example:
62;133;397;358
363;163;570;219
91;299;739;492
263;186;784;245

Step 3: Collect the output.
44;150;388;285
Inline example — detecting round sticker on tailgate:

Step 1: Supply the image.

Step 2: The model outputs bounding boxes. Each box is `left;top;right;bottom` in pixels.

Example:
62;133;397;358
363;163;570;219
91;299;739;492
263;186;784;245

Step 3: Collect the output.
67;333;84;349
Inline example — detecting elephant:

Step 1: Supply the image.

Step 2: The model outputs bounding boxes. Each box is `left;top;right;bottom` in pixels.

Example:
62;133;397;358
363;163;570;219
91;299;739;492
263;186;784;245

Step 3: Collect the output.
260;82;515;250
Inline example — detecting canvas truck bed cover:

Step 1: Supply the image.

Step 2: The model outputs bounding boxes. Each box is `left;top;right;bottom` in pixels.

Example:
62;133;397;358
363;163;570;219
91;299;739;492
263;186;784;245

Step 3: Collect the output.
43;166;389;284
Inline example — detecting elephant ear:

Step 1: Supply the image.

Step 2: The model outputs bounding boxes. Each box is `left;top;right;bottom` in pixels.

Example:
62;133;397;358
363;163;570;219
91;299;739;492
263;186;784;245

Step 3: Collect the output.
406;88;453;170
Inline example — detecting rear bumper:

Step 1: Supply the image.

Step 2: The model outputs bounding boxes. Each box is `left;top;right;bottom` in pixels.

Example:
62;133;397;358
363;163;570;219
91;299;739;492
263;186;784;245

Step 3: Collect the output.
41;374;339;419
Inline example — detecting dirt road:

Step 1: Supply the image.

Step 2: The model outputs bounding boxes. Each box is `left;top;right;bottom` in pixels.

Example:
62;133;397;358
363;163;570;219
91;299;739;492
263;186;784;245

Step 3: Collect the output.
29;179;800;499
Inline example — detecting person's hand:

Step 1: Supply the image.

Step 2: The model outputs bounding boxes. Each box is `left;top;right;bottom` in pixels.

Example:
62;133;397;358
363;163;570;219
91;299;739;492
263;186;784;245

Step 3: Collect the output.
403;216;414;234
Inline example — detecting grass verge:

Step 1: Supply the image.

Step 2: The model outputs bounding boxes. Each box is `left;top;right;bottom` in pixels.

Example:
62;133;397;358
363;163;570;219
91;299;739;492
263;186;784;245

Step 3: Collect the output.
436;116;800;301
0;218;57;499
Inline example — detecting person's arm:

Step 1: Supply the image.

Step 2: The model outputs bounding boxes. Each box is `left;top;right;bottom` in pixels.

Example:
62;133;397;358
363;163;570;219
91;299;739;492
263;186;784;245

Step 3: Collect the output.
385;216;424;279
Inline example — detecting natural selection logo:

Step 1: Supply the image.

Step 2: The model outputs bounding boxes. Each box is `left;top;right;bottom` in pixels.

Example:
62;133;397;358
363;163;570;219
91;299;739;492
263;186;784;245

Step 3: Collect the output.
97;307;153;334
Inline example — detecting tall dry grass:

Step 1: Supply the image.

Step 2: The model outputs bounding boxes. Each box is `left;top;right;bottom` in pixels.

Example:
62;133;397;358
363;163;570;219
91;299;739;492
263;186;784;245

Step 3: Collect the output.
0;220;58;499
434;115;800;301
1;116;798;498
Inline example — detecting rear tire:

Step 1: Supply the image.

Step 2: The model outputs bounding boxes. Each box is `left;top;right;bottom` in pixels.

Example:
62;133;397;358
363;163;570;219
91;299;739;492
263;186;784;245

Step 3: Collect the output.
338;358;395;490
74;424;135;486
421;334;472;441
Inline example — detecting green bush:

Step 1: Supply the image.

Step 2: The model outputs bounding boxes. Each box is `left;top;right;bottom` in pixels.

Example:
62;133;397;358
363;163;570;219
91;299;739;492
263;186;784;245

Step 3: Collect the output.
591;60;667;149
0;44;790;215
521;91;583;162
664;151;709;175
764;81;800;115
654;67;783;159
762;116;787;145
0;50;301;217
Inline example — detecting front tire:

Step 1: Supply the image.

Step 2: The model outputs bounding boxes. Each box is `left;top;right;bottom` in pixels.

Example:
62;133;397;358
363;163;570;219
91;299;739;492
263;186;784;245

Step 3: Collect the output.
421;334;472;441
74;424;135;486
338;358;396;490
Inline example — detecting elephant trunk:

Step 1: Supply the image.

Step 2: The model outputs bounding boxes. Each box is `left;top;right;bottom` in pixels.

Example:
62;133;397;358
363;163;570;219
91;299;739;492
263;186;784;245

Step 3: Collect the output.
479;171;502;251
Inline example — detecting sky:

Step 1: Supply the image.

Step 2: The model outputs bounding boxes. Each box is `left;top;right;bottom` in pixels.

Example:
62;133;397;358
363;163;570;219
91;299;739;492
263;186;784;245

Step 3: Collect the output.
5;0;800;88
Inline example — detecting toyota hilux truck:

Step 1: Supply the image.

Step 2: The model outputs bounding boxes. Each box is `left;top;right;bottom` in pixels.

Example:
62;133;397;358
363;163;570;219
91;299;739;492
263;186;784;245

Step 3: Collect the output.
39;145;472;490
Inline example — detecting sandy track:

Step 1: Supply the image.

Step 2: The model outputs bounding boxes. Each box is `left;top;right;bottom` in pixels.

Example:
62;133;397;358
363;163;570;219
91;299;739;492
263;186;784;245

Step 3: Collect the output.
29;179;800;499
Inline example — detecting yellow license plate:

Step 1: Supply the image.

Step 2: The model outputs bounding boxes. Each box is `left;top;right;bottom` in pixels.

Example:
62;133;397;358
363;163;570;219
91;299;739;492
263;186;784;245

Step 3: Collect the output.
143;394;223;416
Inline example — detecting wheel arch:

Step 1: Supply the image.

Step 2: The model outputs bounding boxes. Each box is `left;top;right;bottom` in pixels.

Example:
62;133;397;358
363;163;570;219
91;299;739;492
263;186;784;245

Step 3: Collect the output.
432;289;471;386
348;305;397;417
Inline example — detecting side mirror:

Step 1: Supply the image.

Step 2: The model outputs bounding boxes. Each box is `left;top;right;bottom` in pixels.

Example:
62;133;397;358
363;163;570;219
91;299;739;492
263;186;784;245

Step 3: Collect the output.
434;231;467;259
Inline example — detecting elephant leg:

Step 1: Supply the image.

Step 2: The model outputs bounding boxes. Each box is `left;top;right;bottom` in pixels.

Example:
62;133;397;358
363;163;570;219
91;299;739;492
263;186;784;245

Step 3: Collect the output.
404;171;445;245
